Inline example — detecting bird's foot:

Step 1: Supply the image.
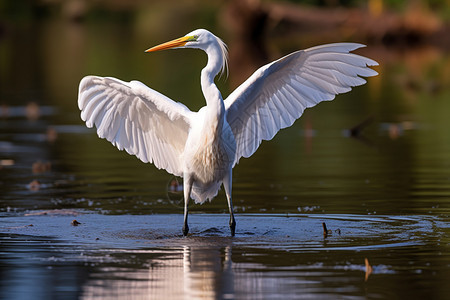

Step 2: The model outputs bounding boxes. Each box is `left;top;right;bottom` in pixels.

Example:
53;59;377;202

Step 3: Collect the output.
229;219;236;237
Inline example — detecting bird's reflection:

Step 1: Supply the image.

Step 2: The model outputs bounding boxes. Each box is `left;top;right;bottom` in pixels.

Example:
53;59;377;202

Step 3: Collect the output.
81;245;234;299
180;245;234;299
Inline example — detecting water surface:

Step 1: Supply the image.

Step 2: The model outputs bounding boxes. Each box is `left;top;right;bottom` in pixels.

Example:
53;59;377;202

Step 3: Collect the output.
1;213;448;299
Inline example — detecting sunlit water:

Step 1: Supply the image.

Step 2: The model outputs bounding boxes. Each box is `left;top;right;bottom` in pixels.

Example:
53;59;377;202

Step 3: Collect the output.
1;10;450;300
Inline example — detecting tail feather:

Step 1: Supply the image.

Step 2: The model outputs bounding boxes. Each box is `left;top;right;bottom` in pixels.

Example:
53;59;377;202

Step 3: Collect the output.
190;181;222;204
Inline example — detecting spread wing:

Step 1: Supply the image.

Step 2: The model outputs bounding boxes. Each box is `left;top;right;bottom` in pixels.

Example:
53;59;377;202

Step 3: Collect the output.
224;43;378;165
78;76;194;176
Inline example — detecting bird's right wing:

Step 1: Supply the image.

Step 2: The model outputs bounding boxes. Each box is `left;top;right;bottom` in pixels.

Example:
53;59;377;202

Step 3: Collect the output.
224;43;378;165
78;76;194;176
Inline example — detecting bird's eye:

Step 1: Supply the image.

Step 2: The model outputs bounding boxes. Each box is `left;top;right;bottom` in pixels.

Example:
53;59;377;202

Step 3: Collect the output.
186;35;199;43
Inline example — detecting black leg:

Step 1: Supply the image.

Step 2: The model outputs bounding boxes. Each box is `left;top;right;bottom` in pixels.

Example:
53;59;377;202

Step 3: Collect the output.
223;171;236;236
183;176;192;237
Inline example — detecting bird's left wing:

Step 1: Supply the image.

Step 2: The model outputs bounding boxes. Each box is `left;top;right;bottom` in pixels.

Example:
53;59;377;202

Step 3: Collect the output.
224;43;378;165
78;76;193;176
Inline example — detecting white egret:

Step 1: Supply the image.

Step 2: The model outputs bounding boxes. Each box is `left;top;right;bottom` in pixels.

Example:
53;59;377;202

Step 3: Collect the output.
78;29;378;236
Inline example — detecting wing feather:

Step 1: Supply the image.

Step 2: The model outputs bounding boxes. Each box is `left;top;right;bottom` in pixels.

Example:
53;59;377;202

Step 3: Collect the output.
225;43;378;164
78;75;193;176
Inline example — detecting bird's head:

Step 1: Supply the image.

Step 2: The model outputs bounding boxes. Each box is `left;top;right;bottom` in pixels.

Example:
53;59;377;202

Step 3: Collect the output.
145;29;228;77
145;29;213;52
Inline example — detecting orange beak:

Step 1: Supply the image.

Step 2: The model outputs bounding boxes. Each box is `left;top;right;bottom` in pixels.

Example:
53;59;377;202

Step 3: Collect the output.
145;35;196;53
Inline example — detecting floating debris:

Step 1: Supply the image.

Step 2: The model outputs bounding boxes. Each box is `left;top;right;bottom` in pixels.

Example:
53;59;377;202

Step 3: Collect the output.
28;180;41;191
25;102;41;121
32;161;51;174
0;104;10;118
0;104;56;119
46;127;58;142
71;220;81;226
379;121;420;140
0;159;14;166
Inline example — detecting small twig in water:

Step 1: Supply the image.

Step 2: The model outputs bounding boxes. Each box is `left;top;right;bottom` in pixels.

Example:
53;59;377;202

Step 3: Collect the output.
365;258;373;281
322;222;340;237
322;222;332;237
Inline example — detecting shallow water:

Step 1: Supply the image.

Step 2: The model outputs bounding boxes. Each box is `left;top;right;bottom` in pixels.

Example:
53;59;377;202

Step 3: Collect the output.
1;213;448;299
1;7;450;300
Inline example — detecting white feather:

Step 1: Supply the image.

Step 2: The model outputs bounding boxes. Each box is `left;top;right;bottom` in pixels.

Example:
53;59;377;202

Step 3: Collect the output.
78;76;193;176
224;43;378;164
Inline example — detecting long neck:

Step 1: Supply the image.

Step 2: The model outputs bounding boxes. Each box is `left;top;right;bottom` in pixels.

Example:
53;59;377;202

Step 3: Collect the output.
201;43;225;122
